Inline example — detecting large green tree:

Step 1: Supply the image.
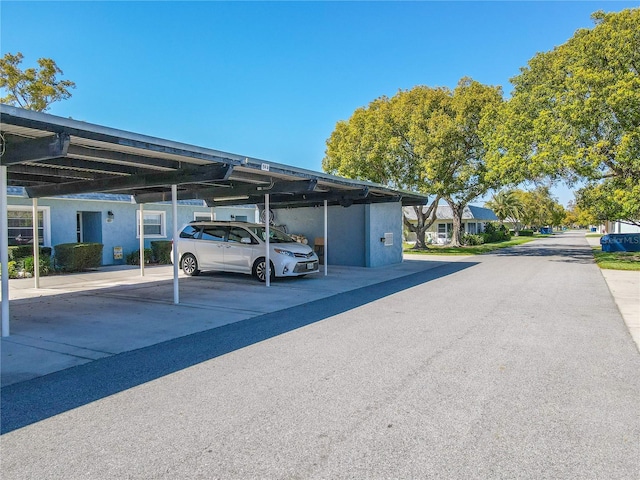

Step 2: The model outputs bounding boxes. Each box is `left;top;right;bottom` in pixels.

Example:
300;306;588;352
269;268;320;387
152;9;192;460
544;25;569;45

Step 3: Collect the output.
484;189;524;232
484;8;640;224
512;187;566;230
576;181;640;227
324;78;503;247
564;199;599;229
0;52;75;111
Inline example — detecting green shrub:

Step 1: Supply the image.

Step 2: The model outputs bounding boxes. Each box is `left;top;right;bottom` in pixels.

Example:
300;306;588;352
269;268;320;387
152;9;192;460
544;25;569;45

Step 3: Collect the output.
54;243;103;272
8;261;18;278
461;234;485;246
22;255;52;276
482;222;511;243
519;230;534;237
0;261;19;279
151;241;173;264
126;248;153;265
8;245;52;261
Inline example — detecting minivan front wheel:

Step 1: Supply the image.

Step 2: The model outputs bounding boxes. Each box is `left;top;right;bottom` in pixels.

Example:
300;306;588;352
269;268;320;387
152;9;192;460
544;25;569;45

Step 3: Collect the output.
253;258;275;282
181;253;200;276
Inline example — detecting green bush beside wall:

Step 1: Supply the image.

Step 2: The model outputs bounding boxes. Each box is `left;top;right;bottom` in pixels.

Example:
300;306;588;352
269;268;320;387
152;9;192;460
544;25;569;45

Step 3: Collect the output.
54;243;103;272
22;255;52;276
461;234;485;246
151;241;173;264
8;246;52;261
126;248;153;265
482;222;512;243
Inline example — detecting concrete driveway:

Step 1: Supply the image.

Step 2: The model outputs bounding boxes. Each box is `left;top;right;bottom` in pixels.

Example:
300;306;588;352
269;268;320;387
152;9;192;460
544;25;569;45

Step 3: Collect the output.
1;232;639;479
2;257;475;387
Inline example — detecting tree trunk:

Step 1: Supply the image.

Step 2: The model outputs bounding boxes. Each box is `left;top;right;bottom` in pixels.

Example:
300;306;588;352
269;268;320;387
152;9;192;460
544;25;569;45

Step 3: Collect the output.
403;197;440;249
447;201;464;247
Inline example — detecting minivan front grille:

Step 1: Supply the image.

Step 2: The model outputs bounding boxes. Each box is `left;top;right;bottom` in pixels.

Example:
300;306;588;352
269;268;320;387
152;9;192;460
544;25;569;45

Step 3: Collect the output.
293;261;319;273
294;252;313;259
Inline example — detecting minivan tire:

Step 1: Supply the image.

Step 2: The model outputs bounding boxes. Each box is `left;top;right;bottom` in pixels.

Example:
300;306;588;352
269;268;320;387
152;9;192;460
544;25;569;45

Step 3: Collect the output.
253;258;275;282
181;253;200;276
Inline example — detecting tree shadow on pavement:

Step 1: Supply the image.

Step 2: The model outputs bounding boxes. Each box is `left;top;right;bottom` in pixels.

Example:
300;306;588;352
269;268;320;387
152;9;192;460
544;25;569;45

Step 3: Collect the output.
1;260;477;434
489;241;596;265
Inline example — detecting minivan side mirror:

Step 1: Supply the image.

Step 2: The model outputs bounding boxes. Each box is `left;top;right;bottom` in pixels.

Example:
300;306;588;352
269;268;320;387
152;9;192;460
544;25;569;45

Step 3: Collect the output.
241;237;252;244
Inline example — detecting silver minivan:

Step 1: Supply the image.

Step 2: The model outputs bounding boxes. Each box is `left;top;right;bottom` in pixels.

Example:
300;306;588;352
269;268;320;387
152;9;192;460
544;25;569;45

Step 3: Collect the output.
172;221;319;281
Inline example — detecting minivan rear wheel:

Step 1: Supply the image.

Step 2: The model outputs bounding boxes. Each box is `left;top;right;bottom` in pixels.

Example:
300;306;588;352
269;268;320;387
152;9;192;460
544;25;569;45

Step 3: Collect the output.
181;253;200;276
253;258;275;282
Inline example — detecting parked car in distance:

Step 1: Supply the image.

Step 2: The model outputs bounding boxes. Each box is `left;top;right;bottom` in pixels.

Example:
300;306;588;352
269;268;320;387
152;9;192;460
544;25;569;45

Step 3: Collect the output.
171;221;320;281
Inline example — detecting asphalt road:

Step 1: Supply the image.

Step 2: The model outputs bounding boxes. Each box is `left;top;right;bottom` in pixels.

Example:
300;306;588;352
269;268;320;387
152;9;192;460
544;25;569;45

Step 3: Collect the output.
2;232;639;479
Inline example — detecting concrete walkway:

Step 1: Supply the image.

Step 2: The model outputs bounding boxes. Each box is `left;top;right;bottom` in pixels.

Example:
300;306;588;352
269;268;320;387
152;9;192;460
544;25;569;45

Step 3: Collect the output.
585;235;640;350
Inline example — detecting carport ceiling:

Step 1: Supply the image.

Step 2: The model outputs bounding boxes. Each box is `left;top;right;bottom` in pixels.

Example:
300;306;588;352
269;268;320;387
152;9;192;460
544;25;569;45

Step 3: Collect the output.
0;106;429;208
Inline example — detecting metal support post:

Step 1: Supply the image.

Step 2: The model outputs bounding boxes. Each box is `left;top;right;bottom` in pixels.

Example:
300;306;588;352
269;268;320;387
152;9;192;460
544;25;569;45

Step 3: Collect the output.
139;203;145;276
1;165;10;336
324;199;328;276
32;198;40;288
265;194;270;287
172;185;179;304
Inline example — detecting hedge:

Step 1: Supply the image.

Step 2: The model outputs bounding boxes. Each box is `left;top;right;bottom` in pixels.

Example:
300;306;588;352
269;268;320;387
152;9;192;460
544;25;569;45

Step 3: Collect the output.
461;234;485;246
54;243;103;272
126;248;153;265
151;240;173;264
8;245;52;261
518;230;534;237
482;222;511;243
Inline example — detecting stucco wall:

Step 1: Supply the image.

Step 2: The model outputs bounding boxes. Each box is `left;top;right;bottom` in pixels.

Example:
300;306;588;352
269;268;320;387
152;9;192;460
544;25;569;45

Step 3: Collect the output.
273;205;366;267
7;195;213;266
364;203;403;267
8;193;405;268
273;202;403;268
213;206;259;222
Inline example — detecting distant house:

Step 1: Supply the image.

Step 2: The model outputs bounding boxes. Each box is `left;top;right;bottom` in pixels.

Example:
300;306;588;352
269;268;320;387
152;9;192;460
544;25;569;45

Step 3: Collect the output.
604;220;640;234
404;204;498;245
6;187;258;266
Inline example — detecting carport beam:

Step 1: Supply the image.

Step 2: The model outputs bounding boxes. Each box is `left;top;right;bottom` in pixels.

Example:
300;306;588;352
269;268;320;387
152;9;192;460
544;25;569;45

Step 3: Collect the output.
1;165;9;336
32;198;40;288
172;185;179;304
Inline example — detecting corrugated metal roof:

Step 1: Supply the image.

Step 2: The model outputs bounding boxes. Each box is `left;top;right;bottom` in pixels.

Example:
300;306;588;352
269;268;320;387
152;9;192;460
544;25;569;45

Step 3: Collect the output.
1;105;429;208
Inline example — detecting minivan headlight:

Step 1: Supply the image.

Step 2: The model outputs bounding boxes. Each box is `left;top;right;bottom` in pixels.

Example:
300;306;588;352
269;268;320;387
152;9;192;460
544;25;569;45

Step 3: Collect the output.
274;248;295;257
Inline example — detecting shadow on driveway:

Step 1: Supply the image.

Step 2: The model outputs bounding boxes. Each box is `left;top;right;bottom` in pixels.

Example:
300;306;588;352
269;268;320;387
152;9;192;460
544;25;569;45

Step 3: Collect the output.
489;237;596;265
1;260;477;434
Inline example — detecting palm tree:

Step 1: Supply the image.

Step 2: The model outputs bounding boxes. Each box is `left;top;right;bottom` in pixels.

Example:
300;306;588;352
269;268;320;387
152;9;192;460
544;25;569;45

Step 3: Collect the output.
485;190;524;234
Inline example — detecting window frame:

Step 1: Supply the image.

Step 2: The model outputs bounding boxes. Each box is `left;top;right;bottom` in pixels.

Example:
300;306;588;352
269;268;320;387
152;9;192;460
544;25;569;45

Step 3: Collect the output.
136;210;166;239
193;211;213;222
7;205;51;247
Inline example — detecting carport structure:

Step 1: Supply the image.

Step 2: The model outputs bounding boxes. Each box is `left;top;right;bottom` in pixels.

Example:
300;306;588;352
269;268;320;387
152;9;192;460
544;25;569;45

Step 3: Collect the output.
1;105;428;337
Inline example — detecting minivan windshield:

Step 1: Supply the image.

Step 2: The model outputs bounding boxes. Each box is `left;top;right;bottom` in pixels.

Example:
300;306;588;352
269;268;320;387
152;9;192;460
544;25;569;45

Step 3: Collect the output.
246;226;295;243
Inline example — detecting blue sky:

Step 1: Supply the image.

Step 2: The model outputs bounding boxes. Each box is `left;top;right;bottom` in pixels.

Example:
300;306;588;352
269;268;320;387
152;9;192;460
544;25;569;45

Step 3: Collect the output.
2;1;638;205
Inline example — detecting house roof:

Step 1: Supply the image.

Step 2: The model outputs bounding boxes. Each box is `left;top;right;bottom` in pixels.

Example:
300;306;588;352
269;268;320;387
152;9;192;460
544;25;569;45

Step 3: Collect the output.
403;204;498;221
6;186;209;205
0;105;429;208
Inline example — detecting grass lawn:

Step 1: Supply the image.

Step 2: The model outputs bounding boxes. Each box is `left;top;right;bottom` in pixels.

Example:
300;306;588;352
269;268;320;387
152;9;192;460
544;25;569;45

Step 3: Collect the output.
404;236;539;255
592;248;640;271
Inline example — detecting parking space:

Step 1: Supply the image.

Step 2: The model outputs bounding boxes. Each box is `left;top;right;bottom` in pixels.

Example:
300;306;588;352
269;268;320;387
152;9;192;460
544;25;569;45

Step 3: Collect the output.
1;255;471;387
